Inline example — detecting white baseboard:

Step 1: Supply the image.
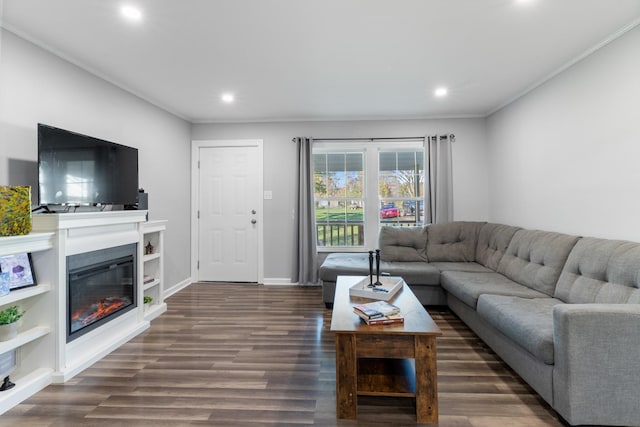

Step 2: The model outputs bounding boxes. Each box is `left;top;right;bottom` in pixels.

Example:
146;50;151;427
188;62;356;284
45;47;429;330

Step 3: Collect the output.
164;277;192;298
166;277;311;288
262;278;295;285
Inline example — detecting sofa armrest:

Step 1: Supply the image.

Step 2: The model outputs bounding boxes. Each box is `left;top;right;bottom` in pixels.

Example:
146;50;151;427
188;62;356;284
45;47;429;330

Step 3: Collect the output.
552;303;640;426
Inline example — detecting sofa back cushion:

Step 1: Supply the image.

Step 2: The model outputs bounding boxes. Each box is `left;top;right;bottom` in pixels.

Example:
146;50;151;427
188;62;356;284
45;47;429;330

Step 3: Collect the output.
378;226;428;262
554;237;640;304
497;229;579;296
475;223;521;271
426;222;485;262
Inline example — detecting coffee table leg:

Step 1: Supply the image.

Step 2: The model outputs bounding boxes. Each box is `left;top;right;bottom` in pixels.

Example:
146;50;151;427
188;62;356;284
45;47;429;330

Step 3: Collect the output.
415;335;438;423
335;333;357;419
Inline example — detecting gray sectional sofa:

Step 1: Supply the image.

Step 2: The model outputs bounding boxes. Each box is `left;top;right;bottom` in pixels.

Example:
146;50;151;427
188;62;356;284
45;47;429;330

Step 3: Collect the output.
319;221;640;426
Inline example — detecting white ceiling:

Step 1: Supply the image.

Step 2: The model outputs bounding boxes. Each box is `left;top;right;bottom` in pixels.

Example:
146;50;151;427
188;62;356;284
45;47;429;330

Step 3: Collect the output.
2;0;640;123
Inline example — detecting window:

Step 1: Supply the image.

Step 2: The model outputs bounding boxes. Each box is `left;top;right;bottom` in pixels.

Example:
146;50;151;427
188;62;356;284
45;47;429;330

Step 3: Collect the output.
379;151;424;227
313;152;365;247
313;140;425;249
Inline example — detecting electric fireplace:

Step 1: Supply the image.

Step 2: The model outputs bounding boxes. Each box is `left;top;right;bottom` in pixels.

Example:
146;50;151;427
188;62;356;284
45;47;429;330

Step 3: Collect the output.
66;243;137;342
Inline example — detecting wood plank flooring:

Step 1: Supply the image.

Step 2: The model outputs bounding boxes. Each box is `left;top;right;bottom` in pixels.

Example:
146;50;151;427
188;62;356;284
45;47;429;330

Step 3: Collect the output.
1;283;566;426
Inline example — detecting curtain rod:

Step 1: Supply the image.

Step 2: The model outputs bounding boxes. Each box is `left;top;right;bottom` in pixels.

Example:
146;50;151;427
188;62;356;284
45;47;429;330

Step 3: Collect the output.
292;134;455;142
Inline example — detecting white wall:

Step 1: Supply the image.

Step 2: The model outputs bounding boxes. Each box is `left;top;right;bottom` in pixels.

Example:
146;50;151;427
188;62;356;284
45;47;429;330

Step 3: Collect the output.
0;2;3;75
0;29;192;290
486;25;640;241
192;117;489;282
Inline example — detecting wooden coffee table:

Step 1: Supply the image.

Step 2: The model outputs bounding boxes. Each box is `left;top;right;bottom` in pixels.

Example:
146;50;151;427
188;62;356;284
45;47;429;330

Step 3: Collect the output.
330;275;442;423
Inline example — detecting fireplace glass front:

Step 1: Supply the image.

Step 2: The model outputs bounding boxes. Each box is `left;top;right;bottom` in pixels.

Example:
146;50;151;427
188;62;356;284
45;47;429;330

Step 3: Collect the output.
67;243;137;342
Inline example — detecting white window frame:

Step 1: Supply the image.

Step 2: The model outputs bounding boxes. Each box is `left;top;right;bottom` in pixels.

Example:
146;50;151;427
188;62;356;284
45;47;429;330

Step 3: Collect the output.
313;139;425;252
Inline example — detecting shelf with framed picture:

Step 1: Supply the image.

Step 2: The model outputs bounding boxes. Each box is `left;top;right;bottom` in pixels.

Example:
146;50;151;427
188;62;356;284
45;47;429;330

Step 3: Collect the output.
0;231;56;414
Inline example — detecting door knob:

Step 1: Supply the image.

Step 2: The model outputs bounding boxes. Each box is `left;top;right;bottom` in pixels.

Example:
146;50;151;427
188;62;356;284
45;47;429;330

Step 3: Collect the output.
251;210;256;214
251;219;257;224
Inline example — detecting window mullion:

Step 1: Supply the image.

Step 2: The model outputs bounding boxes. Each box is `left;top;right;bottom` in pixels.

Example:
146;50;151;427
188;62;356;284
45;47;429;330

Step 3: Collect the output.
364;147;379;248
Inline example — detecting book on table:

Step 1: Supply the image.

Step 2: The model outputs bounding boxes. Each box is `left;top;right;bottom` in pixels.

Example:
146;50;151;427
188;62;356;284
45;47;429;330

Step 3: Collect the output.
354;309;404;325
353;300;400;318
353;300;403;324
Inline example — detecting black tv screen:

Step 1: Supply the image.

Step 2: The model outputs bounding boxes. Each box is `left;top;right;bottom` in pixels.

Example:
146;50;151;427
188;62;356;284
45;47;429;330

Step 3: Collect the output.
38;124;138;206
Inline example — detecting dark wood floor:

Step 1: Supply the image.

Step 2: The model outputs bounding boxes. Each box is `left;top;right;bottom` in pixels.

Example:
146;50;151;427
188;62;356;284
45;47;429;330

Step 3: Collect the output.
2;283;565;426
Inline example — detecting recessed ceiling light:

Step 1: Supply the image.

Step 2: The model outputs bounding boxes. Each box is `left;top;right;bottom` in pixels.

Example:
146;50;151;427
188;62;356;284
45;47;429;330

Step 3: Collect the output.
434;87;448;98
221;93;235;103
121;5;143;22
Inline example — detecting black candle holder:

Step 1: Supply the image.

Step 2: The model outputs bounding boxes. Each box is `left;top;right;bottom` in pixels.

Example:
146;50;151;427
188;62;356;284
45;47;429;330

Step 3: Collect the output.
374;249;382;286
368;250;374;287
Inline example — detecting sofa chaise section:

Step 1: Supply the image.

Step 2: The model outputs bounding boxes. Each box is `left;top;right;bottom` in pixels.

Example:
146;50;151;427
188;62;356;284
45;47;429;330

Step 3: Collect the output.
446;232;640;426
550;237;640;426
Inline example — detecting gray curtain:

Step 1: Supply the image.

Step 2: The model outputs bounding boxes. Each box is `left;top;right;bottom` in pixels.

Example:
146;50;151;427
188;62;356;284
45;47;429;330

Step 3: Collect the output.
426;134;454;224
292;137;319;285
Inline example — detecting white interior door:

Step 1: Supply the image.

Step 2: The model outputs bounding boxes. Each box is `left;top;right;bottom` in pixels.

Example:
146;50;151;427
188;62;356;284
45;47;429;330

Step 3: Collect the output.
197;144;261;282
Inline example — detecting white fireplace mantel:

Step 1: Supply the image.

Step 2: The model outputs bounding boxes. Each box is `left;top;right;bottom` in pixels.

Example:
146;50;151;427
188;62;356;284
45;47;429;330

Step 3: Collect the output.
32;210;151;383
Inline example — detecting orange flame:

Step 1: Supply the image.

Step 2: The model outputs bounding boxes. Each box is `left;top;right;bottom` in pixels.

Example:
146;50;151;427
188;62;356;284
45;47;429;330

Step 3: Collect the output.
71;298;127;325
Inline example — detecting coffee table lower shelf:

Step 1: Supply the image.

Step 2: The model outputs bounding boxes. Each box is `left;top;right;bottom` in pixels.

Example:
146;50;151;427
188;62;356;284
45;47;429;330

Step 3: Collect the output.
356;358;416;397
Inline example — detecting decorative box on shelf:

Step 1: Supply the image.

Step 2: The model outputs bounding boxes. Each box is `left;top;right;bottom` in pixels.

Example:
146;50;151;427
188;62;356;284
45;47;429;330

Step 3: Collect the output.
0;186;32;237
349;276;404;301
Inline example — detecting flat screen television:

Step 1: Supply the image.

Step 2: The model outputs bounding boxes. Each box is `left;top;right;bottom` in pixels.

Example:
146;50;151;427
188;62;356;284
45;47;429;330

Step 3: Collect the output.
37;124;138;207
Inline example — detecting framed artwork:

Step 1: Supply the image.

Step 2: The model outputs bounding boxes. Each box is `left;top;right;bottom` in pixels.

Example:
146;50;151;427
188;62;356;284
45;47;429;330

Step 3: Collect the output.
0;252;37;291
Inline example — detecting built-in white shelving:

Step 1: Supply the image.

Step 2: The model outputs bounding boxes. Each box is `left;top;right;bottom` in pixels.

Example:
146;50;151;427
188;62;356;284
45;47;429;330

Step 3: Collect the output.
0;367;53;414
0;284;51;306
141;220;167;321
0;232;55;414
0;233;54;256
0;326;51;355
143;279;160;291
143;252;161;262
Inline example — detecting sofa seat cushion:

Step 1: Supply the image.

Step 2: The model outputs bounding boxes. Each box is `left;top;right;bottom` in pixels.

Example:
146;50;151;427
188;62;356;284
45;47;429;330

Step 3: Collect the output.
429;261;493;274
378;261;441;285
476;295;563;364
319;253;371;282
441;271;548;308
